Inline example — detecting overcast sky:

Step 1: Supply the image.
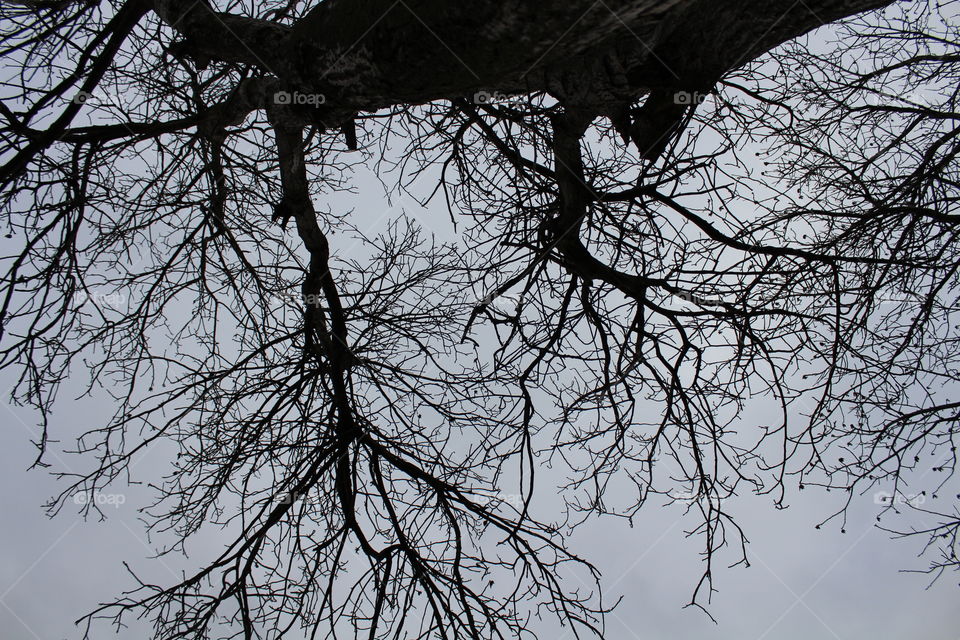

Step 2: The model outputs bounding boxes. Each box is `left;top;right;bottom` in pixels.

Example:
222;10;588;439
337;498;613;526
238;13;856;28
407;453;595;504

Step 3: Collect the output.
2;376;959;640
2;2;960;637
1;170;958;639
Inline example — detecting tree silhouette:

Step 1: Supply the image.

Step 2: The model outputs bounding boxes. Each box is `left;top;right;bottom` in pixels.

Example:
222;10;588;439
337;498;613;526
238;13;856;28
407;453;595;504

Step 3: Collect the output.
1;0;958;637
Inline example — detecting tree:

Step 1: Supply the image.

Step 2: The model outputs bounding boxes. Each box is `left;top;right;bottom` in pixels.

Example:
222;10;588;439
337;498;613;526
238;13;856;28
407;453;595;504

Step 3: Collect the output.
1;0;958;637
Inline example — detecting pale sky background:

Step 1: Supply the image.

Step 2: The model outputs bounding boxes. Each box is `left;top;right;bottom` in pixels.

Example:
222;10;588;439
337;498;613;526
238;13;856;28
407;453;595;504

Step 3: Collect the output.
2;1;960;638
0;172;958;639
2;369;960;639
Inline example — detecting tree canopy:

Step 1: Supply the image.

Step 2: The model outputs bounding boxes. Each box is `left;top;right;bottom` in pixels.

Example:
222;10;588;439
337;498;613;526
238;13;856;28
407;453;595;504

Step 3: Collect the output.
1;0;959;638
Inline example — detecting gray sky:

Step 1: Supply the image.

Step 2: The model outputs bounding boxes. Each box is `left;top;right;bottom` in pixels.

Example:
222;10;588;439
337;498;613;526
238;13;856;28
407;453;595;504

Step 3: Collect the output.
0;174;958;639
2;384;958;639
1;3;959;637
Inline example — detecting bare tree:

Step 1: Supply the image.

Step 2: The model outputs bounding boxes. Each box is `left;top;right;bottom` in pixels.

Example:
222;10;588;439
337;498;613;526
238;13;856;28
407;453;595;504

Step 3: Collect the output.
1;0;958;637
